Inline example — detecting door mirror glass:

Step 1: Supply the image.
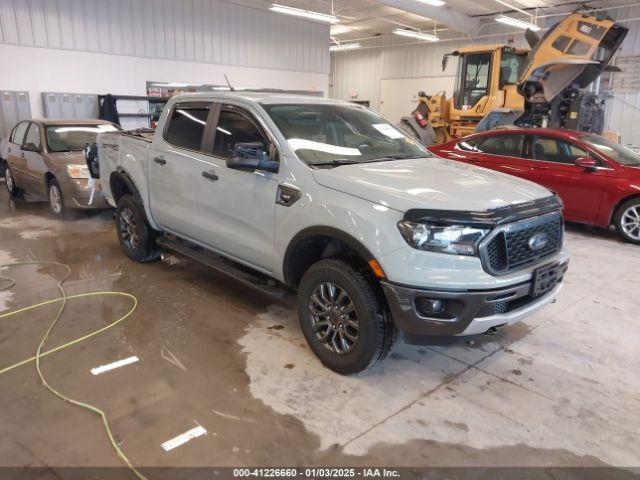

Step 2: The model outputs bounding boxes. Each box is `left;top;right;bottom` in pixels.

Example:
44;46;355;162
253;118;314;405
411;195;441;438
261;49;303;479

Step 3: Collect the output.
226;142;278;173
22;142;39;152
574;157;598;170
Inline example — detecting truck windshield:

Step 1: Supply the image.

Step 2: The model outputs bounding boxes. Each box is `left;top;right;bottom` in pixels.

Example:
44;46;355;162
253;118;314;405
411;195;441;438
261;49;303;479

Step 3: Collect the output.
262;104;429;166
45;124;119;152
581;135;640;167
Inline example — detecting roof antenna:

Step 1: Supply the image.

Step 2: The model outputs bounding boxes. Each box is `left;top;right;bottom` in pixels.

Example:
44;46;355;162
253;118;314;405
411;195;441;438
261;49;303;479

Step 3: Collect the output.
224;74;235;91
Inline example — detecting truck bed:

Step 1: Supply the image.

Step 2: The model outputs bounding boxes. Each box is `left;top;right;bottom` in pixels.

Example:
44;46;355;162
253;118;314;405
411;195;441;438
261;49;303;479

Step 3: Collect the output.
97;128;156;207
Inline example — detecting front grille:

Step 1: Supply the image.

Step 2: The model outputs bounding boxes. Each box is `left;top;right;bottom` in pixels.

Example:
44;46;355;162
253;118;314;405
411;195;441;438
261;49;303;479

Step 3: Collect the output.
481;213;563;275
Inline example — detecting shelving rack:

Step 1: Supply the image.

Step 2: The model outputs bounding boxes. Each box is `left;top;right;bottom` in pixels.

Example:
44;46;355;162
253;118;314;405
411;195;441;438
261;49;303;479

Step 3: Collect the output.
98;94;169;128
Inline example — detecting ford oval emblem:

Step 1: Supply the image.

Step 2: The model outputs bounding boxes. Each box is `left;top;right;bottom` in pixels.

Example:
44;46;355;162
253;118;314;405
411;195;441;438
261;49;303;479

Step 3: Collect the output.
528;232;549;251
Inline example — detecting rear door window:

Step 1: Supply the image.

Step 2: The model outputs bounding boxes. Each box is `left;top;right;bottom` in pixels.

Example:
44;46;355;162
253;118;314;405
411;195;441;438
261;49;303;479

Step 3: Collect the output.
11;122;29;145
164;102;212;152
476;134;525;157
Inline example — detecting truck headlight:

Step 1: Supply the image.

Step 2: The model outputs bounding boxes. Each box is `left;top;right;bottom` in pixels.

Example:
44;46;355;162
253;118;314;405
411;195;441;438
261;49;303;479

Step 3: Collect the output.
397;221;489;256
67;164;91;179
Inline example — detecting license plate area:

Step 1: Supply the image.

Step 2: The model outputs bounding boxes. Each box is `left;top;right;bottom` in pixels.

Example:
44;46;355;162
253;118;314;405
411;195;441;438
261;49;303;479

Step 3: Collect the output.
532;262;560;298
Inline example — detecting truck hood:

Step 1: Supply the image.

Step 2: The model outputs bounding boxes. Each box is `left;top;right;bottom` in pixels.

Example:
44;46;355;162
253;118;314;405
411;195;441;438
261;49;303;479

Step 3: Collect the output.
311;157;552;213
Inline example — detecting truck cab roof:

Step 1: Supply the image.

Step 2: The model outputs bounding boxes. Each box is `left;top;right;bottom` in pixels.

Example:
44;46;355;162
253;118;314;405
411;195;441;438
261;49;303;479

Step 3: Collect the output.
166;91;354;106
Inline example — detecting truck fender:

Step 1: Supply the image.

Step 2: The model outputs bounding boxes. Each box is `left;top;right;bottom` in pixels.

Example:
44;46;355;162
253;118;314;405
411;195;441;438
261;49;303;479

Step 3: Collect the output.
282;226;382;288
109;169;161;231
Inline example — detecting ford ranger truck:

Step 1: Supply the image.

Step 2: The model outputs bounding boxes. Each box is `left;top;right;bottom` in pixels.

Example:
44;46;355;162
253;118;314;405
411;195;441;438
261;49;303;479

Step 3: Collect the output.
86;93;569;374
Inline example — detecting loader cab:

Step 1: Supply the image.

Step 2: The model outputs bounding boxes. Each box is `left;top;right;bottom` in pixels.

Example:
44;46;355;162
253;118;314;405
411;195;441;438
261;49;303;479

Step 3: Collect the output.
446;46;526;137
450;47;526;111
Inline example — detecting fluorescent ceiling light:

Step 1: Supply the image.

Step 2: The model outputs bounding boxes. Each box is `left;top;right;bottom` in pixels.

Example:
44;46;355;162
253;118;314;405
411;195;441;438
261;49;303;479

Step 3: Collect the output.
330;43;361;51
270;4;339;24
495;14;540;31
393;29;439;42
416;0;445;6
149;82;202;88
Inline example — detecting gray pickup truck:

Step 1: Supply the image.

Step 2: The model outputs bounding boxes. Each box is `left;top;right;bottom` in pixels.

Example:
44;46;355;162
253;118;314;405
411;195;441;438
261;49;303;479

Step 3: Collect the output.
87;92;568;374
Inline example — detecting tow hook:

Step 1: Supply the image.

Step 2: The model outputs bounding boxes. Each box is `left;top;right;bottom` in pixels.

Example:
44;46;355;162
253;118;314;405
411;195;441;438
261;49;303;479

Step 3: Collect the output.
483;326;499;336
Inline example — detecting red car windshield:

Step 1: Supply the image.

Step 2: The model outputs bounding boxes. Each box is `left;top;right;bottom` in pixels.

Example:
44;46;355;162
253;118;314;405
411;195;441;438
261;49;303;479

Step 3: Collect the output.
582;135;640;167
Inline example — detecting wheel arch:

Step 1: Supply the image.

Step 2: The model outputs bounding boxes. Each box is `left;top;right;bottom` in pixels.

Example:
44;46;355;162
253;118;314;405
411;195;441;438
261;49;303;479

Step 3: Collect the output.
282;226;384;289
609;193;640;225
109;169;160;231
110;169;142;205
44;172;55;185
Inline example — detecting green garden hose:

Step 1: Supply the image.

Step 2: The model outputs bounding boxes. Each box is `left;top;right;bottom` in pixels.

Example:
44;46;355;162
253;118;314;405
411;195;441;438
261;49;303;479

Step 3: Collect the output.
0;261;147;480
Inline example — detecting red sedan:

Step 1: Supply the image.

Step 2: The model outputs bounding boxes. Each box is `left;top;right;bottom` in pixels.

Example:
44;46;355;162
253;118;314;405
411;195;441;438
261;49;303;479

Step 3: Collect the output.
429;128;640;244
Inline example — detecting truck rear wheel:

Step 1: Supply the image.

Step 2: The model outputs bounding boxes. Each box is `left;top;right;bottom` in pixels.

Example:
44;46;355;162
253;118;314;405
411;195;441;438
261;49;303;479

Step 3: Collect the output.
297;259;396;374
115;195;160;262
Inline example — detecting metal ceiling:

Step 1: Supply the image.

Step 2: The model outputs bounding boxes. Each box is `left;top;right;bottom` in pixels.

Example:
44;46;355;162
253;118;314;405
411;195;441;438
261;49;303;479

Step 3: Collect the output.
258;0;638;45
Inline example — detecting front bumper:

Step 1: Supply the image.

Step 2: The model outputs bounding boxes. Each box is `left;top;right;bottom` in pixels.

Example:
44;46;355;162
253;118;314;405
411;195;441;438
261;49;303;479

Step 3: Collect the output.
381;260;568;339
62;178;110;210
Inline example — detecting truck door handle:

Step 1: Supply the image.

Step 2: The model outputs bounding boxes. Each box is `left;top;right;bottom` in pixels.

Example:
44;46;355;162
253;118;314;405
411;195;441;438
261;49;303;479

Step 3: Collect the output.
202;170;219;181
153;157;166;165
533;165;549;171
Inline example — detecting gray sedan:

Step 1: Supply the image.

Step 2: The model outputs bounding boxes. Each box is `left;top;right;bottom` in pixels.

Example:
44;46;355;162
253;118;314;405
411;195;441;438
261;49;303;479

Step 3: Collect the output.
3;119;120;216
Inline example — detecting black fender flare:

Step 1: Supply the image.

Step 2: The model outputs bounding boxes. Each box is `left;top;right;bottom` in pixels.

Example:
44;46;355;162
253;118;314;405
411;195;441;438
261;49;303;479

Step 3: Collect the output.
110;169;144;206
282;226;380;287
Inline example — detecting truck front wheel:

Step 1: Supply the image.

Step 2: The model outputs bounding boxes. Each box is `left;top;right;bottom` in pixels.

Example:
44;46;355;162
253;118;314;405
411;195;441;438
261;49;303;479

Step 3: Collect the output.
115;195;160;262
297;259;396;374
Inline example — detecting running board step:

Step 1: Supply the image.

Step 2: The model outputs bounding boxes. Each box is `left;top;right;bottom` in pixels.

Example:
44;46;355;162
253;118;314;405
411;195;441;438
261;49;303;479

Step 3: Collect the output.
156;236;288;299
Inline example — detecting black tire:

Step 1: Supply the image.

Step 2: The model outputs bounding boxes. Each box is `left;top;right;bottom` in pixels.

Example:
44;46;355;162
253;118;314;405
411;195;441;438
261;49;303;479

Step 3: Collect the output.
47;178;67;216
297;259;396;374
5;166;20;197
115;194;160;262
614;198;640;245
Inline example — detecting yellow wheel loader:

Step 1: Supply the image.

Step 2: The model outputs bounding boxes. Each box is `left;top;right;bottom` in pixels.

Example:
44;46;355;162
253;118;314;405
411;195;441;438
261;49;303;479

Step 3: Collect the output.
399;11;628;146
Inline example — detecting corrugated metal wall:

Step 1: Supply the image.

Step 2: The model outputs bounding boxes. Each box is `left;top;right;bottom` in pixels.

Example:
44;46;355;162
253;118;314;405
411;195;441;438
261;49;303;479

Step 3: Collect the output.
605;4;640;143
330;5;640;143
330;24;530;108
0;0;330;74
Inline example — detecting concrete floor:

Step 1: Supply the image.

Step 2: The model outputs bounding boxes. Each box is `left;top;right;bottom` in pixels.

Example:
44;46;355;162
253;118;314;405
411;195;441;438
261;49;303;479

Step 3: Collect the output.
1;185;639;476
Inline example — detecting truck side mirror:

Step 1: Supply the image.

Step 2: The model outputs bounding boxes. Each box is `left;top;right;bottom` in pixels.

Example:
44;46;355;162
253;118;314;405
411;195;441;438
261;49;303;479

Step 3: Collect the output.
227;141;279;173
